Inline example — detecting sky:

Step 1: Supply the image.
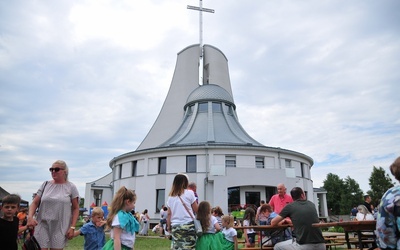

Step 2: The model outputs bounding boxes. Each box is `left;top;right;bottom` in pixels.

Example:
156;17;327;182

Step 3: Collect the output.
1;0;399;204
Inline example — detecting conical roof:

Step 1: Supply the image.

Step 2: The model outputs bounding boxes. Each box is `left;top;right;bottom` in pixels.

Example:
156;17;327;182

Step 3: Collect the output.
160;83;263;147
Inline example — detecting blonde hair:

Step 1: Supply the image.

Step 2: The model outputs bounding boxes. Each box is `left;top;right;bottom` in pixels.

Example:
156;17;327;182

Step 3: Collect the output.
222;215;234;228
91;207;104;217
357;205;371;215
106;186;136;228
53;160;68;181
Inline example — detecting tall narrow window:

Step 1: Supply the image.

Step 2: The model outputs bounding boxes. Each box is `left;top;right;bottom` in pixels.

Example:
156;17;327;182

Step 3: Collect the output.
285;159;292;168
118;164;122;179
156;189;165;212
225;156;236;168
186;155;197;173
132;161;137;177
256;156;264;168
159;157;166;174
300;163;305;177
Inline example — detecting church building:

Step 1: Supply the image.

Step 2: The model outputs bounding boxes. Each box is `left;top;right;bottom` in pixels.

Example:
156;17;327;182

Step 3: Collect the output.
84;44;328;220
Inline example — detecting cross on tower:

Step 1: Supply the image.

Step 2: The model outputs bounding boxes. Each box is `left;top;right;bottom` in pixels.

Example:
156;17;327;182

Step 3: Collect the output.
187;0;214;85
187;0;215;51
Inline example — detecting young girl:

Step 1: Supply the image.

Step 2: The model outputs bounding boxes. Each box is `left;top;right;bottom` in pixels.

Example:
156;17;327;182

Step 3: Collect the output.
139;209;150;236
103;186;140;250
212;206;224;227
219;215;238;250
195;201;222;250
243;207;256;248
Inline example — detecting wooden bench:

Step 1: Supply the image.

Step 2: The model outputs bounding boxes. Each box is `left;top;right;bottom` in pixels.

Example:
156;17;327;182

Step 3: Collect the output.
325;242;344;250
234;224;292;250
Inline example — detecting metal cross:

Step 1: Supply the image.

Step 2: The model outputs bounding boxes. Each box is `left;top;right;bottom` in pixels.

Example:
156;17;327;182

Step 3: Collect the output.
187;0;215;84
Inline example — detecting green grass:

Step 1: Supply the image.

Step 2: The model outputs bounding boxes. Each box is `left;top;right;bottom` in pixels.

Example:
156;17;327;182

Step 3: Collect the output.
65;232;171;250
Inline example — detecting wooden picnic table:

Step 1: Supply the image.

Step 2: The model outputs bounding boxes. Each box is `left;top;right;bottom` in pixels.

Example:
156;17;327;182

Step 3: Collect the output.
312;220;376;250
234;224;292;250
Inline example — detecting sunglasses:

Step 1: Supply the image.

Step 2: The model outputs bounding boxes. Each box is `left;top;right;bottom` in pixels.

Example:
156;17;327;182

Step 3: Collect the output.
49;167;65;172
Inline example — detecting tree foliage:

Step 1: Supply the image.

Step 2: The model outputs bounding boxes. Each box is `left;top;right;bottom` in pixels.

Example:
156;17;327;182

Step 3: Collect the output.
323;174;364;214
367;166;394;207
340;176;363;214
322;165;394;215
323;173;344;214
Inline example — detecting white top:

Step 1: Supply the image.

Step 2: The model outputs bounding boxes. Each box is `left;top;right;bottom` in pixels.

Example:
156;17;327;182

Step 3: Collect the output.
205;216;219;233
222;227;237;242
243;219;255;234
167;189;196;225
110;215;136;248
160;208;166;219
356;212;374;221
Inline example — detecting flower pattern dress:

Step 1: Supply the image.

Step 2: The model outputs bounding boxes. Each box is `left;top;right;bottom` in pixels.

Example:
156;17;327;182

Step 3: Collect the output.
376;185;400;249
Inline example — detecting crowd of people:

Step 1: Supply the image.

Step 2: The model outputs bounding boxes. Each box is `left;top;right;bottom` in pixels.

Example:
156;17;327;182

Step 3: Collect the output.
2;156;400;250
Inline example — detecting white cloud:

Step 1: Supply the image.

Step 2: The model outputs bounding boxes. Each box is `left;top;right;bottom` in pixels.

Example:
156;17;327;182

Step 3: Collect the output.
0;0;399;203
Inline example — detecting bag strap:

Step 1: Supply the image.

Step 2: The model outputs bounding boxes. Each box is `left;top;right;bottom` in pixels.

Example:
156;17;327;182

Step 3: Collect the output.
178;195;195;220
38;181;48;208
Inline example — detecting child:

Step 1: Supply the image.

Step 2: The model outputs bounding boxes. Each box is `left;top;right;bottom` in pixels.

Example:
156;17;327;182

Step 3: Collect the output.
219;215;238;250
242;207;256;248
0;194;26;250
260;204;292;247
73;207;106;250
139;209;150;236
212;206;224;227
17;208;28;243
195;201;222;250
103;186;140;250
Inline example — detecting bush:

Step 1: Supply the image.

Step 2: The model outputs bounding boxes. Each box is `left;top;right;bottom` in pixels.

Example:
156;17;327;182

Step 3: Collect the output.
327;226;344;233
237;229;243;238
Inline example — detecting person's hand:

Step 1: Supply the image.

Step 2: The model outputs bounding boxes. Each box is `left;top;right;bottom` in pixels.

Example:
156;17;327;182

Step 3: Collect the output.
96;220;106;227
26;217;38;228
67;228;75;240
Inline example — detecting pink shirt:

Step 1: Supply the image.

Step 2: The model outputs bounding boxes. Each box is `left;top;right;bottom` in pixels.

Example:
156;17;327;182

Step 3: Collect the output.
269;194;293;214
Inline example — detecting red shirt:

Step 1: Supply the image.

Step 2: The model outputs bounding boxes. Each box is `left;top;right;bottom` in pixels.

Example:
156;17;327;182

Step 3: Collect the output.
269;194;293;214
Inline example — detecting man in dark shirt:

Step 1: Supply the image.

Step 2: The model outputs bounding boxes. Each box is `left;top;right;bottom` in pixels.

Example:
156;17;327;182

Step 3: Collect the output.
363;195;373;213
271;187;325;250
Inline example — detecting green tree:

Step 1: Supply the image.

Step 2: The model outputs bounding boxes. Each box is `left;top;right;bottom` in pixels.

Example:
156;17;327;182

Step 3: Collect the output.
323;173;344;215
340;176;363;214
367;166;395;207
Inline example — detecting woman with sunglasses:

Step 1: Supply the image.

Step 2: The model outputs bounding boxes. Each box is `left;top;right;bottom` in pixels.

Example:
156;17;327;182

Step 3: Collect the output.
27;160;80;250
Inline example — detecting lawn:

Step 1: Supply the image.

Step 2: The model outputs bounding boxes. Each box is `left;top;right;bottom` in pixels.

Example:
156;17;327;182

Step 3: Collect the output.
65;233;171;250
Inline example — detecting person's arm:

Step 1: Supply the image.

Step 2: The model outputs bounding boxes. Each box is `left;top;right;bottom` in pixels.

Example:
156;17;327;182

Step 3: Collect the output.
271;215;284;226
67;197;80;239
214;221;221;232
191;201;198;214
233;235;238;250
255;209;260;223
18;225;28;234
27;195;41;227
73;229;81;237
113;226;122;250
167;207;172;232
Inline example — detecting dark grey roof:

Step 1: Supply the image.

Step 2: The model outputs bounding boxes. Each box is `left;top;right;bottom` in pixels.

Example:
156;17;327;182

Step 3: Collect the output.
159;84;263;147
185;84;235;109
